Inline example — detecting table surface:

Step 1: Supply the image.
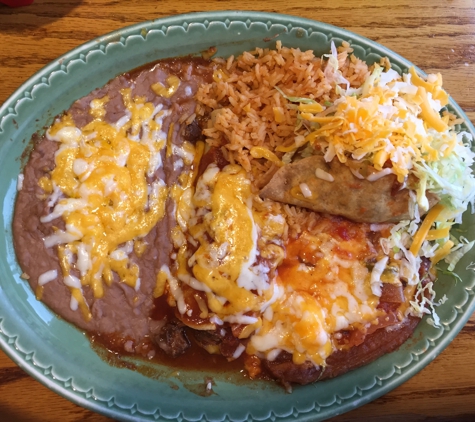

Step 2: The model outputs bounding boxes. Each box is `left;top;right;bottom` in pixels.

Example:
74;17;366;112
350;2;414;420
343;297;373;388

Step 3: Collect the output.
1;0;474;421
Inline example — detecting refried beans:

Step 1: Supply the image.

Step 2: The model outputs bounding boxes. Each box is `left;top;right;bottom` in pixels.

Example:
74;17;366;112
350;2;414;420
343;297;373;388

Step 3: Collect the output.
13;57;215;358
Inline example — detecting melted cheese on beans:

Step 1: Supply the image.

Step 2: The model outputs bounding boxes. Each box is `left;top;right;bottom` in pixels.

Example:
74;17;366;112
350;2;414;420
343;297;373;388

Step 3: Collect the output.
40;88;179;319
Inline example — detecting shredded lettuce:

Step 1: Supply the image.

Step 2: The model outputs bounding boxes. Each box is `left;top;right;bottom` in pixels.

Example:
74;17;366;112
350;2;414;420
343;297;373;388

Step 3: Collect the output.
322;41;350;91
361;65;384;96
282;150;296;164
410;281;448;327
413;132;475;221
445;238;475;271
274;86;317;105
299;143;316;158
383;216;472;326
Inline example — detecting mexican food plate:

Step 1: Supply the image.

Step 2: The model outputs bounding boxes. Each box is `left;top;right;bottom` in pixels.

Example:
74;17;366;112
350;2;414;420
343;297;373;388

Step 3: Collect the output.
1;11;474;422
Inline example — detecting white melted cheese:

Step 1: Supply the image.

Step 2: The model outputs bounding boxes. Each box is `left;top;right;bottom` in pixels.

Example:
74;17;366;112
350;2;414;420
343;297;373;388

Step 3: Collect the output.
38;269;58;286
40;198;88;223
299;182;312;198
44;229;82;248
223;314;259;325
47;126;82;145
70;295;79;311
63;274;81;289
17;174;24;191
47;183;63;209
76;242;92;277
371;256;389;296
315;168;335;182
161;265;186;315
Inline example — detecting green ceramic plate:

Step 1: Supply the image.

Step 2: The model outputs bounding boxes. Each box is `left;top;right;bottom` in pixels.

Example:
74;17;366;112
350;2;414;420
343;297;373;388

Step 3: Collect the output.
1;11;474;422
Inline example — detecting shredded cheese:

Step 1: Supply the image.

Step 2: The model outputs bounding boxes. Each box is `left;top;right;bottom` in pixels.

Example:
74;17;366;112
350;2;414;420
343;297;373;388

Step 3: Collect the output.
315;168;334;182
38;270;58;286
417;87;448;132
426;226;450;240
249;146;284;167
431;240;455;264
410;203;445;256
151;75;181;98
299;183;313;198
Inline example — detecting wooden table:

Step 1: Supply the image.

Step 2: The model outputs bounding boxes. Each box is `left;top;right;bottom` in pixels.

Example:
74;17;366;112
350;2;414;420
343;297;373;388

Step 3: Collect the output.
1;0;474;421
